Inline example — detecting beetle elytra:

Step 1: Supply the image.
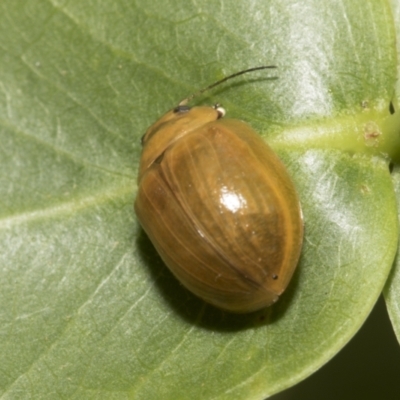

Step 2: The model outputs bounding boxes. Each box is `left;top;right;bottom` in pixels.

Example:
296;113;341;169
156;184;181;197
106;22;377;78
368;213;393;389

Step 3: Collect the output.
135;67;303;313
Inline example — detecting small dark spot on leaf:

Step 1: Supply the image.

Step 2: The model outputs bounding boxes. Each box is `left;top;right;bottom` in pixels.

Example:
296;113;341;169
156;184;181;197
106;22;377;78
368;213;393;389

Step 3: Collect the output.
389;101;395;115
360;184;371;195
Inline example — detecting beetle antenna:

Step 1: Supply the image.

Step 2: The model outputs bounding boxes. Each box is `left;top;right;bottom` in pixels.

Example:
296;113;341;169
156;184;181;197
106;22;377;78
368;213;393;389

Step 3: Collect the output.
178;65;277;106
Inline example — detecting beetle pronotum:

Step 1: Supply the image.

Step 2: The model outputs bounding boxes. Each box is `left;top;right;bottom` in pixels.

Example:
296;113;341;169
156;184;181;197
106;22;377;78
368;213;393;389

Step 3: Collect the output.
135;67;303;313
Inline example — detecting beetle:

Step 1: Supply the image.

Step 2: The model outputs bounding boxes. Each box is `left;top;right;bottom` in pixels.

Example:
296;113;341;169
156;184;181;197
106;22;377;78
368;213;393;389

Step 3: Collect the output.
135;67;303;313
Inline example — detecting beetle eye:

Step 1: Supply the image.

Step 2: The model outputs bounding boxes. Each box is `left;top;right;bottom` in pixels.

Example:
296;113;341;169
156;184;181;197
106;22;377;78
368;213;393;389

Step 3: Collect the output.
173;105;191;114
214;103;226;118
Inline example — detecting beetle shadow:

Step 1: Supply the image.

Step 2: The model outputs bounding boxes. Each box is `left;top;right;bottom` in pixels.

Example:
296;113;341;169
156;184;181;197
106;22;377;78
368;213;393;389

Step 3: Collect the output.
136;227;299;332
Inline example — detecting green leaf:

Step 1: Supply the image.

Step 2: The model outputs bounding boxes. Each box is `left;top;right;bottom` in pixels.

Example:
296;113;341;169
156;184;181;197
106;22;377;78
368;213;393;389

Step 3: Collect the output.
381;0;400;347
1;1;399;399
384;165;400;342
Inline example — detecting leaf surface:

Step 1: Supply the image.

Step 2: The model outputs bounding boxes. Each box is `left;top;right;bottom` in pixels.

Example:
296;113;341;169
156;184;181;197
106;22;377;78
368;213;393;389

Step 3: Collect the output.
0;1;399;399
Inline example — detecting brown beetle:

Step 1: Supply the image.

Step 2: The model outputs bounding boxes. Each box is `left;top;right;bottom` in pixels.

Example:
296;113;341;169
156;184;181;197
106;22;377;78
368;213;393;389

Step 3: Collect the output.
135;67;303;313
